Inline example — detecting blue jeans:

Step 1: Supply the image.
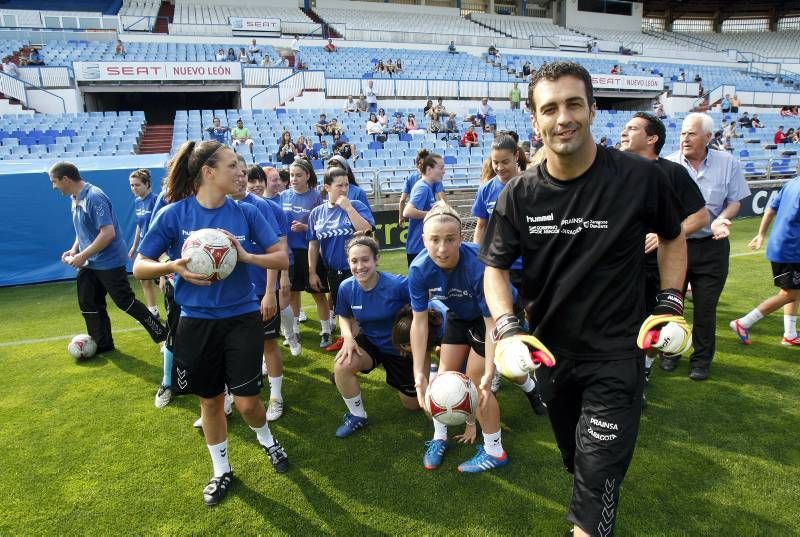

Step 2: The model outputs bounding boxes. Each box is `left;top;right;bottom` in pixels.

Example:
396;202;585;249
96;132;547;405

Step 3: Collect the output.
368;103;377;113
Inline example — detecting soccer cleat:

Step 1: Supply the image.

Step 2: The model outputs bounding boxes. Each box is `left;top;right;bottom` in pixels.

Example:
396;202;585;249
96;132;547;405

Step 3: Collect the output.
335;412;369;438
781;336;800;346
266;398;284;421
193;417;203;429
224;391;234;416
524;387;548;416
203;471;233;506
154;384;172;408
457;445;509;473
423;439;448;470
490;371;501;393
288;334;302;357
689;366;709;381
660;354;679;372
325;336;344;352
263;439;289;473
298;310;308;322
729;320;751;345
320;333;332;348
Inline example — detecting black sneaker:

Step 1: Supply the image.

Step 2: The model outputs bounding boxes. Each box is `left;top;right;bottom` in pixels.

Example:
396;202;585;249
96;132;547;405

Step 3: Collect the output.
263;439;289;473
689;367;709;381
203;471;233;506
525;388;548;416
660;355;680;372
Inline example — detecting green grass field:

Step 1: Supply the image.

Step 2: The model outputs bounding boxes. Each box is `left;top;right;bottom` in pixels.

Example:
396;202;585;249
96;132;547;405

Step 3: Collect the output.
1;217;799;536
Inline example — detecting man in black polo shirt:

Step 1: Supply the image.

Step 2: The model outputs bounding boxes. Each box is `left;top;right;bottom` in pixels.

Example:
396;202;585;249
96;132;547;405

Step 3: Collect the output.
619;112;708;397
481;63;688;536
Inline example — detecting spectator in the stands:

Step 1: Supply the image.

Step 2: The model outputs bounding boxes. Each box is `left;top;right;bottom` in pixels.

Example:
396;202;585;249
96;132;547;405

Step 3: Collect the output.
28;48;43;66
724;120;741;140
357;94;368;113
296;59;307;70
731;95;740;113
295;134;309;158
423;99;434;117
694;74;702;83
114;40;126;58
390;112;405;134
395;58;403;72
738;112;753;129
215;48;226;61
780;106;793;117
232;119;254;156
509;82;521;110
448;41;456;54
721;94;732;113
678;71;686;82
238;47;252;64
435;97;447;117
317;139;332;161
324;39;337;53
249;39;260;56
291;35;301;56
793;130;800;143
344;95;358;114
366;113;384;135
315;113;329;138
610;64;620;75
461;125;479;148
328;118;343;136
376;108;388;128
226;48;236;62
775;126;788;144
2;57;18;77
787;128;797;143
261;55;271;67
375;60;386;73
444;112;459;134
793;106;800;116
427;110;442;133
591;41;599;54
653;102;666;119
278;131;297;166
488;43;498;57
751;114;764;128
365;80;378;113
386;59;396;76
333;137;356;161
522;61;531;77
476;97;494;129
205;117;229;144
599;136;610;148
708;130;725;151
406;113;424;133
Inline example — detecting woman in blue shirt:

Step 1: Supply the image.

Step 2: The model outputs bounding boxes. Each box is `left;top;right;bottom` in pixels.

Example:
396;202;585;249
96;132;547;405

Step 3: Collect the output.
326;155;370;208
308;167;374;350
332;232;418;438
128;168;161;319
402;150;445;266
134;140;290;507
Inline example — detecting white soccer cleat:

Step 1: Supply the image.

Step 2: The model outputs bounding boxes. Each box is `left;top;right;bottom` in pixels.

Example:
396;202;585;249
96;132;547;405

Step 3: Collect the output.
154;384;172;408
224;391;234;416
490;371;501;393
192;416;203;429
288;334;302;357
266;398;284;421
298;310;308;322
262;357;268;376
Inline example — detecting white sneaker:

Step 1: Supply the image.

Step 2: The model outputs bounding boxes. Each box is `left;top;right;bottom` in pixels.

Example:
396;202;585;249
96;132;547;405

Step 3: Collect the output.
193;416;203;429
491;371;502;393
224;391;234;416
266;398;284;421
288;333;302;357
298;310;308;322
154;384;172;408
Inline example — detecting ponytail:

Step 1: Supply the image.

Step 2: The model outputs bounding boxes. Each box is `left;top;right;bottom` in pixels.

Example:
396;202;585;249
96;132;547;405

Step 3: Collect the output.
130;168;151;187
164;140;225;203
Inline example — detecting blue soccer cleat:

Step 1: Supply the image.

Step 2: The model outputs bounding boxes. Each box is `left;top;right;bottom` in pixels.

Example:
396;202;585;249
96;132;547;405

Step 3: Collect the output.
457;445;508;473
335;412;368;438
423;439;448;470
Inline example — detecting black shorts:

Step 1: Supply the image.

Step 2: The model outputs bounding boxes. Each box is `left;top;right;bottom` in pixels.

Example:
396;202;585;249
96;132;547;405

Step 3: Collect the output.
162;278;181;352
407;252;421;267
327;267;352;309
173;312;265;398
290;248;328;293
772;262;800;290
256;292;281;340
535;355;645;536
355;333;416;397
644;264;660;312
442;313;485;357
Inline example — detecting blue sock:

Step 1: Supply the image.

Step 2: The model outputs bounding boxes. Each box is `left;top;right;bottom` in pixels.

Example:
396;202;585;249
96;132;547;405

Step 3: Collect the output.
162;347;173;387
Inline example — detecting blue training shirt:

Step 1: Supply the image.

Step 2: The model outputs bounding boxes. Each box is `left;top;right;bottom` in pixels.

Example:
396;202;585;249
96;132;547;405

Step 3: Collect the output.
135;191;157;239
348;183;371;207
336;272;410;355
280;188;322;250
139;196;278;319
409;242;501;321
471;176;523;271
71;182;128;270
403;171;444;196
241;193;283;296
767;177;800;263
406;179;438;255
307;200;375;270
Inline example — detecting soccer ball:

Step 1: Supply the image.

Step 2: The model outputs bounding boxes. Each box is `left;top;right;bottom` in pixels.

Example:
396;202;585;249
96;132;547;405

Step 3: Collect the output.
426;371;478;426
181;228;238;282
67;334;97;360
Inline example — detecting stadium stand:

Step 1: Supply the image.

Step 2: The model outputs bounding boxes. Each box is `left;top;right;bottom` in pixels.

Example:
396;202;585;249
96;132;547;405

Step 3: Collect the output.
316;7;504;38
470;13;578;40
117;0;160;20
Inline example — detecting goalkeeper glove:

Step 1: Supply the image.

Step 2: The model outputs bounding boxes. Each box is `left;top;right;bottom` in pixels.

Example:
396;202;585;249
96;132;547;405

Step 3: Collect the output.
492;313;556;378
637;288;692;355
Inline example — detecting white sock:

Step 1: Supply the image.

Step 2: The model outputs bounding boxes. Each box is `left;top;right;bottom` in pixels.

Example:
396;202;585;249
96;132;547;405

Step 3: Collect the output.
517;376;536;393
250;420;275;448
785;315;797;338
268;375;283;401
644;355;654;369
207;440;231;477
321;319;331;334
330;312;337;330
483;430;504;457
432;419;448;441
293;316;300;335
280;307;294;335
148;306;159;316
739;308;764;328
344;393;367;418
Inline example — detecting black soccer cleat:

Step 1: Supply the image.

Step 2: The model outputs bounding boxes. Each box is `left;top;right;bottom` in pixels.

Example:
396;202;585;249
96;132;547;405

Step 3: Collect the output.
203;471;233;506
525;388;548;416
263;440;289;473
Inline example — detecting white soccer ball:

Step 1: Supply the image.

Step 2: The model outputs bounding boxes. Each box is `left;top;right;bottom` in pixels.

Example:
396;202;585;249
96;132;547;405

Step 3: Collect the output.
181;228;237;282
426;371;478;426
654;321;692;355
67;334;97;360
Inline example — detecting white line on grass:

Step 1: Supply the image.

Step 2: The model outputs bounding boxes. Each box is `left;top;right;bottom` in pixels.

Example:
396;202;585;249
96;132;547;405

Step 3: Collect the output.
730;251;763;258
0;327;143;347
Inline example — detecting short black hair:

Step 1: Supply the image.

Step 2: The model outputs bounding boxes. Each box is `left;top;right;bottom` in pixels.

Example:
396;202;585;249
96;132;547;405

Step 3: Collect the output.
49;161;81;182
528;61;594;113
632;111;667;155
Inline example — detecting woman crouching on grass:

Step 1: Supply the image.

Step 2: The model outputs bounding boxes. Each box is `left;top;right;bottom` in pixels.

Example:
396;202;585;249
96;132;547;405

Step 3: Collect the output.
133;140;290;507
